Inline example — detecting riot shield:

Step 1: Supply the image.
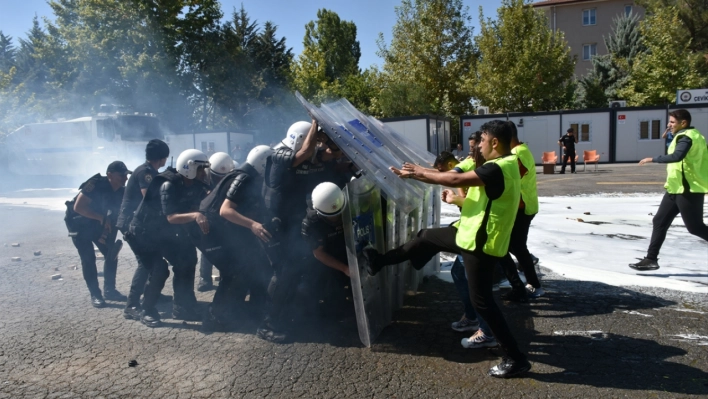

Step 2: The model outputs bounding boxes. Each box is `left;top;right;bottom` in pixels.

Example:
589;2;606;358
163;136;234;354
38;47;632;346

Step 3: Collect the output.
342;177;388;347
297;92;442;347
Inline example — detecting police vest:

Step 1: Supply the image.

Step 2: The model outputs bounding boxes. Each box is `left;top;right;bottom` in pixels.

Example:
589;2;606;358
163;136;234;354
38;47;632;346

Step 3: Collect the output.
665;128;708;194
64;173;103;235
454;155;521;257
512;143;539;215
129;168;184;239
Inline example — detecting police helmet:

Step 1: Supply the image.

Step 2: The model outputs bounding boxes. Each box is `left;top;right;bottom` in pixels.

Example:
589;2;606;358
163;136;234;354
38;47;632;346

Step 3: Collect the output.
209;152;235;176
245;145;274;176
281;121;312;152
312;182;347;217
176;149;210;179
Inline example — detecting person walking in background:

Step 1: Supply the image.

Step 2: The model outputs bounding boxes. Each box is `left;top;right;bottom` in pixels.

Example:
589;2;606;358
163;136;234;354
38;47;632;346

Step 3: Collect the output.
629;109;708;271
558;128;578;174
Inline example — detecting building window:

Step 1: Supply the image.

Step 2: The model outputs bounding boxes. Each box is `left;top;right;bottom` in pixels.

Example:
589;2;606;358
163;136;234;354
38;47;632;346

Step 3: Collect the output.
570;122;591;142
201;141;215;153
583;44;597;60
583;9;596;25
639;120;662;140
625;5;633;16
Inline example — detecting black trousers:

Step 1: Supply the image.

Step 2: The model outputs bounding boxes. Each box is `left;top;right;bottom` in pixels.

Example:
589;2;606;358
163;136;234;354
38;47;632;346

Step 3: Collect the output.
71;227;119;296
194;225;270;320
136;235;198;314
199;253;213;281
124;233;154;308
561;150;576;173
647;192;708;260
380;226;525;360
499;210;541;289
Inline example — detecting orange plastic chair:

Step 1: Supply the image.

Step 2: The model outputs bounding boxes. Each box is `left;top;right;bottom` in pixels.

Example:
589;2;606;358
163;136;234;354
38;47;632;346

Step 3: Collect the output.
542;151;558;172
583;150;600;172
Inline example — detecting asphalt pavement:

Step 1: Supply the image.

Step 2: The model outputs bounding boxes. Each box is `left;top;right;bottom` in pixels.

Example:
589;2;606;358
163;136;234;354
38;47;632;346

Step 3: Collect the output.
0;162;706;398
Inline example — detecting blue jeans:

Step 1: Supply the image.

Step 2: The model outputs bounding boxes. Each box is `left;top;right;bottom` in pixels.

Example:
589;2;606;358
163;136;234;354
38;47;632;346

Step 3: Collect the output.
451;255;492;336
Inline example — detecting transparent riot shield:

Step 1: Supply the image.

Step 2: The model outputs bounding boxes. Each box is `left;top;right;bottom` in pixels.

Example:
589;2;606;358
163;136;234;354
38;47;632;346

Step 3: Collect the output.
297;92;443;346
342;177;388;347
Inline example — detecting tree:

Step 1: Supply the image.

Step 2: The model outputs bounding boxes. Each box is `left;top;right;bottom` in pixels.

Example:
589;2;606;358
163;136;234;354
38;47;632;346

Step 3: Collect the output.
292;9;361;102
377;0;476;119
577;12;645;108
472;0;575;112
0;32;15;73
619;6;707;105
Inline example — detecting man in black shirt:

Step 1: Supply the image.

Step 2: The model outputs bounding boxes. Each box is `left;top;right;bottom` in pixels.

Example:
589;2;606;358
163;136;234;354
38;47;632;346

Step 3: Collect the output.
118;139;170;320
69;161;131;307
558;128;578;174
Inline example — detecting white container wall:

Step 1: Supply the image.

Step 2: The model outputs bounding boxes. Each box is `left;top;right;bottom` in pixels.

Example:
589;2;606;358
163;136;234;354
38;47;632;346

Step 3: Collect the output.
563;112;611;164
615;109;667;162
382;119;428;153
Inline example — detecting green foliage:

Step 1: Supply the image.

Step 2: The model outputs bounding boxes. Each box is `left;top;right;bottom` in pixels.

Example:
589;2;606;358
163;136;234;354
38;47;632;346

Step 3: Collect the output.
292;9;361;103
376;0;476;120
619;6;707;105
578;12;645;108
0;1;296;141
472;0;575;112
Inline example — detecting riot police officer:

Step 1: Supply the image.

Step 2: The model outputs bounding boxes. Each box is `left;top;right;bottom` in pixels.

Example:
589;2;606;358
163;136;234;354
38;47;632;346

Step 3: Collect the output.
126;149;210;328
301;182;353;317
193;146;273;332
259;120;322;342
118;139;169;320
67;161;130;307
197;151;236;292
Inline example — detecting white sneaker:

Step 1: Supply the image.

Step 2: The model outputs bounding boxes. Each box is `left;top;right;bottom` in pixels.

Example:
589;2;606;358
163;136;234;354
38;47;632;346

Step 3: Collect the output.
461;329;498;349
451;315;480;332
525;284;545;298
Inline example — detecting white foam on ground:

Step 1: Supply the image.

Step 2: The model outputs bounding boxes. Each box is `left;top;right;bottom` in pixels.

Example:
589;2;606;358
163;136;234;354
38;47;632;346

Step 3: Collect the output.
441;195;708;293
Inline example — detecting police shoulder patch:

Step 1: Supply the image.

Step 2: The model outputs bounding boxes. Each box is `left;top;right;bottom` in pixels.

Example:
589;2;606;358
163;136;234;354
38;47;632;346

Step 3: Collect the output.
83;180;95;193
145;174;152;183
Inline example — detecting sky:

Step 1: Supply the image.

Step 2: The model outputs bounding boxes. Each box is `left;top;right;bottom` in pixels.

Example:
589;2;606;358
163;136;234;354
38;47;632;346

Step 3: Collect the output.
2;190;706;294
0;0;501;70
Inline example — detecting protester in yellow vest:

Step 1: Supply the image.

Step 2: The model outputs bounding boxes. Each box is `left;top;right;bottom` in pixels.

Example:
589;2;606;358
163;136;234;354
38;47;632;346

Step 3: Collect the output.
630;109;708;271
363;120;530;379
499;121;544;302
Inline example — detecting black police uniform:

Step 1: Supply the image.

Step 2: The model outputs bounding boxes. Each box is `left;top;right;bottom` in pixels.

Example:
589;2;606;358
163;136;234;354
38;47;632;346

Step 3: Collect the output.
193;164;270;325
559;133;577;173
67;174;123;298
118;161;160;310
127;167;207;320
301;209;352;316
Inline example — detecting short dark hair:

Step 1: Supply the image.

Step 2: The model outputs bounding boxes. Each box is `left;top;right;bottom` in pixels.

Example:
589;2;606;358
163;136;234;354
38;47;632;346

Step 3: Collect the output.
567;128;574;133
506;121;518;141
468;131;482;142
480;120;512;149
434;151;458;168
669;109;692;126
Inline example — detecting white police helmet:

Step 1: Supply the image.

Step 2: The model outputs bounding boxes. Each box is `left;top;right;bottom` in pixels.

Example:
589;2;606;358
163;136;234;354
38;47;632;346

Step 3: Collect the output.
209;152;235;176
282;121;312;152
176;149;210;179
245;145;274;176
311;182;347;217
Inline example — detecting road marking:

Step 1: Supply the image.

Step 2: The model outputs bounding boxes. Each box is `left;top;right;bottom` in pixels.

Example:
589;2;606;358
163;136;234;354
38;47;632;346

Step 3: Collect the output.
596;182;664;185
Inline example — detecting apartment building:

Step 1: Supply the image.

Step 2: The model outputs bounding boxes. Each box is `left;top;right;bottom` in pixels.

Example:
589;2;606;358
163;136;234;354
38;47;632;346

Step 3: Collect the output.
533;0;645;78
